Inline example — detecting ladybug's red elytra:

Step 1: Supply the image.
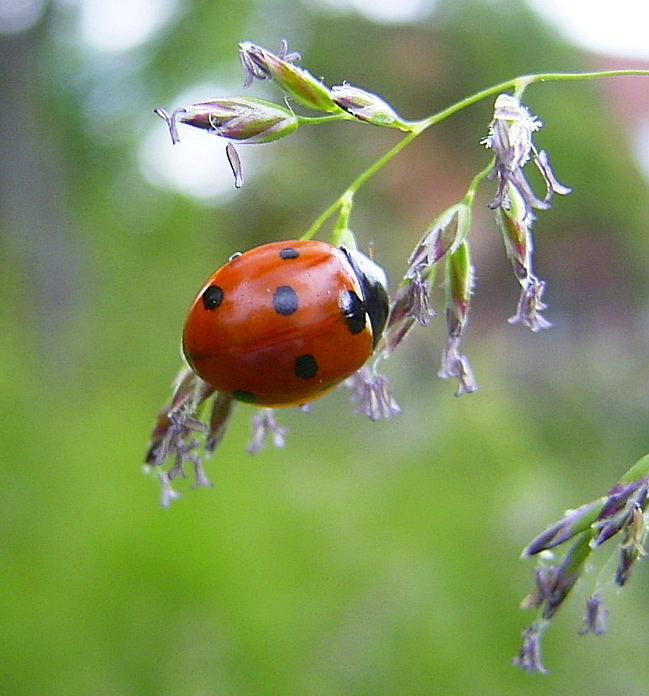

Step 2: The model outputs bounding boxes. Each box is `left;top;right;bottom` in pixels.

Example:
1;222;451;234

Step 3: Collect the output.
182;239;389;407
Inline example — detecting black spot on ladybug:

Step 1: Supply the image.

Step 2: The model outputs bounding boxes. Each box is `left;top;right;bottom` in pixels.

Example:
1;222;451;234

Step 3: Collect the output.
273;285;299;316
232;390;257;403
295;354;318;379
202;285;224;310
279;248;299;260
340;290;366;334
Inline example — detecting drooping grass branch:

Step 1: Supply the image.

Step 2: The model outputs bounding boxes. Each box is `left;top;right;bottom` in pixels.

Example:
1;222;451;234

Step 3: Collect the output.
148;40;649;676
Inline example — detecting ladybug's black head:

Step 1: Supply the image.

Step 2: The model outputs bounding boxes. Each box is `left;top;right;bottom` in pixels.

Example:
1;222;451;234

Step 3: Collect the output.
340;247;389;349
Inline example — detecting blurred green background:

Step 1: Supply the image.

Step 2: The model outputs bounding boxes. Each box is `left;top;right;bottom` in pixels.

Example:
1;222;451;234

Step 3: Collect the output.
4;0;649;693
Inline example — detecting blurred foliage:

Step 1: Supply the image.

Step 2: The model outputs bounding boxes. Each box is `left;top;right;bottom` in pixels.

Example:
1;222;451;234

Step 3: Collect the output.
3;0;649;694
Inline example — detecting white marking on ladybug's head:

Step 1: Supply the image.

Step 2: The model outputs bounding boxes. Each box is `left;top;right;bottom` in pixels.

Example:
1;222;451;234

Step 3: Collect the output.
341;246;388;291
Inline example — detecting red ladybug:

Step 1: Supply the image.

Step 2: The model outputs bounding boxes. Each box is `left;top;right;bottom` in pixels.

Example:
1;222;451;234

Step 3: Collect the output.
182;239;389;407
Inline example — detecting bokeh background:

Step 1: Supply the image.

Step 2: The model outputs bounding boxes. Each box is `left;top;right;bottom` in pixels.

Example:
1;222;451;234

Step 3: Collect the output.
4;0;649;693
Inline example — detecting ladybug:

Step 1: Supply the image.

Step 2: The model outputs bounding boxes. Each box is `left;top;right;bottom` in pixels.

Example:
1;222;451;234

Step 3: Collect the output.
182;239;389;407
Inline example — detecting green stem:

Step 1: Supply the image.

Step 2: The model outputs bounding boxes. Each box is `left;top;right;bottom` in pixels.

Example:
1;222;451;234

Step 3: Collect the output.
464;158;495;203
617;453;649;484
301;128;421;240
523;68;649;82
297;113;355;126
329;192;355;246
418;68;649;129
301;68;649;242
